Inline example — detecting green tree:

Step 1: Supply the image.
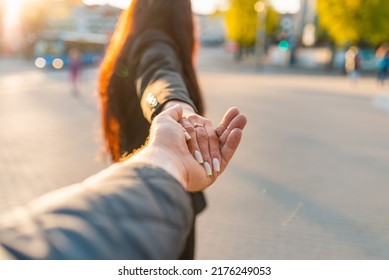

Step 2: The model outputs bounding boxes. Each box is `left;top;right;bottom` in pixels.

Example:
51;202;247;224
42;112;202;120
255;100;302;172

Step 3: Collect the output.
317;0;389;46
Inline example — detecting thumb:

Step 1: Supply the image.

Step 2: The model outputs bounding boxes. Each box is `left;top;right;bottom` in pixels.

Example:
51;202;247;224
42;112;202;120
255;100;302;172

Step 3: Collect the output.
160;104;183;122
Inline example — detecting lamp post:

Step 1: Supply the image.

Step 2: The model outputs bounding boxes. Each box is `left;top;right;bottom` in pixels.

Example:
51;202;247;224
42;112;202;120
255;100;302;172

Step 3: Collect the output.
254;0;267;69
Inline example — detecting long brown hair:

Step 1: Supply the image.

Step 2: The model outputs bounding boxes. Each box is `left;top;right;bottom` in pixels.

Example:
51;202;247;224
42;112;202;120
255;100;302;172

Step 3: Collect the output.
99;0;204;161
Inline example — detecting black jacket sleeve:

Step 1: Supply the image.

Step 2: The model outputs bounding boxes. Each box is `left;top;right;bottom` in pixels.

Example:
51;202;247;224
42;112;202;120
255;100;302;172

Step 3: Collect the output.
128;31;206;218
0;163;193;260
130;30;197;121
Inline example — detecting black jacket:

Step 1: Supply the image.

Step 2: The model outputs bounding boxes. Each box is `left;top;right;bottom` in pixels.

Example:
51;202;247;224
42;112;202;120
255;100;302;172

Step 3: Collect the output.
0;163;193;259
111;30;206;258
112;29;198;155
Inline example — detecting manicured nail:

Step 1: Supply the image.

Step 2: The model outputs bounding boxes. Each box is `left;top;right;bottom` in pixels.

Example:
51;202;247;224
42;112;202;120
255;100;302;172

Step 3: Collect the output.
212;158;220;173
184;131;191;141
194;150;204;164
203;162;213;177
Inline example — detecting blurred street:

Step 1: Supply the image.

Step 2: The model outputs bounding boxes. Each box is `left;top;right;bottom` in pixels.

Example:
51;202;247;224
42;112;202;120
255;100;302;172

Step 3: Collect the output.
1;47;389;259
0;61;107;210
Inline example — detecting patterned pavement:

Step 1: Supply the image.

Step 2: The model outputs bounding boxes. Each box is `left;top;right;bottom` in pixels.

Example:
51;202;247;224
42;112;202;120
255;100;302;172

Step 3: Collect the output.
0;63;107;211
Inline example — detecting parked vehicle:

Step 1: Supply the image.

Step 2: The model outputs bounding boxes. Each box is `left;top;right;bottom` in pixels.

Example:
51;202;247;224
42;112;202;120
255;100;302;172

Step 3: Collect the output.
33;31;108;70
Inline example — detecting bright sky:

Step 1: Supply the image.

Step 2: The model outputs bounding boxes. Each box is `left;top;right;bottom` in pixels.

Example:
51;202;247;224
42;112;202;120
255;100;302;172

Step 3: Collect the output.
82;0;225;14
2;0;24;50
3;0;23;28
82;0;301;14
271;0;300;14
1;0;300;36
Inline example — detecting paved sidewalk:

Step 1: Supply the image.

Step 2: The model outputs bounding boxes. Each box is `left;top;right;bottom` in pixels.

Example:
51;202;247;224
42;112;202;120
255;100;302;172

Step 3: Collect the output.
196;47;389;259
0;57;35;74
0;66;107;212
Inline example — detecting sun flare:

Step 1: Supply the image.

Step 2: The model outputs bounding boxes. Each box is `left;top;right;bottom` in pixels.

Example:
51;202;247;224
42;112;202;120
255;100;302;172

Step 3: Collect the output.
3;0;24;30
2;0;25;52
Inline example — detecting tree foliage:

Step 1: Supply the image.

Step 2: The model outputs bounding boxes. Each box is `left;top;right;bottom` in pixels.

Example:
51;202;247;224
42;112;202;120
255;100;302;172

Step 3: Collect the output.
317;0;389;46
225;0;280;47
225;0;258;47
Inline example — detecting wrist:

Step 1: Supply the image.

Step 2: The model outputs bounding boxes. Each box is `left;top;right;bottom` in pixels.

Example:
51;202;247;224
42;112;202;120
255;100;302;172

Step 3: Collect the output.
163;100;195;116
128;146;187;190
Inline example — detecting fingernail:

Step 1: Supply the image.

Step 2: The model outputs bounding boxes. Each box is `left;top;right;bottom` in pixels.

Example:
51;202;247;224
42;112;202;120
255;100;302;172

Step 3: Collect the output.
194;150;204;164
203;162;213;177
212;158;220;173
184;131;191;141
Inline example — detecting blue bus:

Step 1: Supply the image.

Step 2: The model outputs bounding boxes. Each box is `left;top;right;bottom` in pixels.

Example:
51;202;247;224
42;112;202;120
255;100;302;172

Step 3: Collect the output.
33;31;108;70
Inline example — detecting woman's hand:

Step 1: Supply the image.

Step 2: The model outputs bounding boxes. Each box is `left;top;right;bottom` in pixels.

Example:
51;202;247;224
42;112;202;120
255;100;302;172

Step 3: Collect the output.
141;104;246;191
163;101;221;177
162;100;247;179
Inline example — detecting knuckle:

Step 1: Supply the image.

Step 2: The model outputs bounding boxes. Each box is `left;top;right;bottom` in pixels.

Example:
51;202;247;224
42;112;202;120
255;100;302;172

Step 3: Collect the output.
185;126;196;134
202;153;210;160
196;130;208;141
208;132;219;141
179;119;190;127
188;115;198;122
210;149;221;158
204;120;212;126
216;124;226;136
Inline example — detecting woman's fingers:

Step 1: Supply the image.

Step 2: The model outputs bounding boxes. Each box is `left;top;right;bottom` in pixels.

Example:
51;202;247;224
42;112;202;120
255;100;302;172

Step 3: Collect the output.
179;118;204;164
180;109;246;178
192;123;213;176
181;114;220;177
188;115;213;176
218;113;247;147
204;124;221;174
215;107;240;138
220;128;243;171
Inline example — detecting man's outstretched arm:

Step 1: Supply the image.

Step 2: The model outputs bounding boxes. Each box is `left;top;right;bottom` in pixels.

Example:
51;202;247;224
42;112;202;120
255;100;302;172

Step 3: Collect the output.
0;105;246;259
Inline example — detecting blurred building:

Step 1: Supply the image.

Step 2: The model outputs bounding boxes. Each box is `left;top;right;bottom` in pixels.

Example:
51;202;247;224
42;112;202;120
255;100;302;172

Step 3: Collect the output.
0;1;5;54
46;3;120;34
195;13;226;46
72;5;120;34
1;1;121;56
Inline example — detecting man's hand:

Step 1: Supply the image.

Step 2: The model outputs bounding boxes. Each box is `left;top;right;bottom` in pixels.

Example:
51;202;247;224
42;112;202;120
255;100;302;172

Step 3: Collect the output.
131;104;247;192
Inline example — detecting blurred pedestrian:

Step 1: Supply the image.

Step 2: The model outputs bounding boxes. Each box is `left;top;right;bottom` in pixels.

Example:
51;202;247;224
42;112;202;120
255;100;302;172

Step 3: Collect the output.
98;0;221;259
376;43;389;85
68;48;82;95
345;46;362;82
